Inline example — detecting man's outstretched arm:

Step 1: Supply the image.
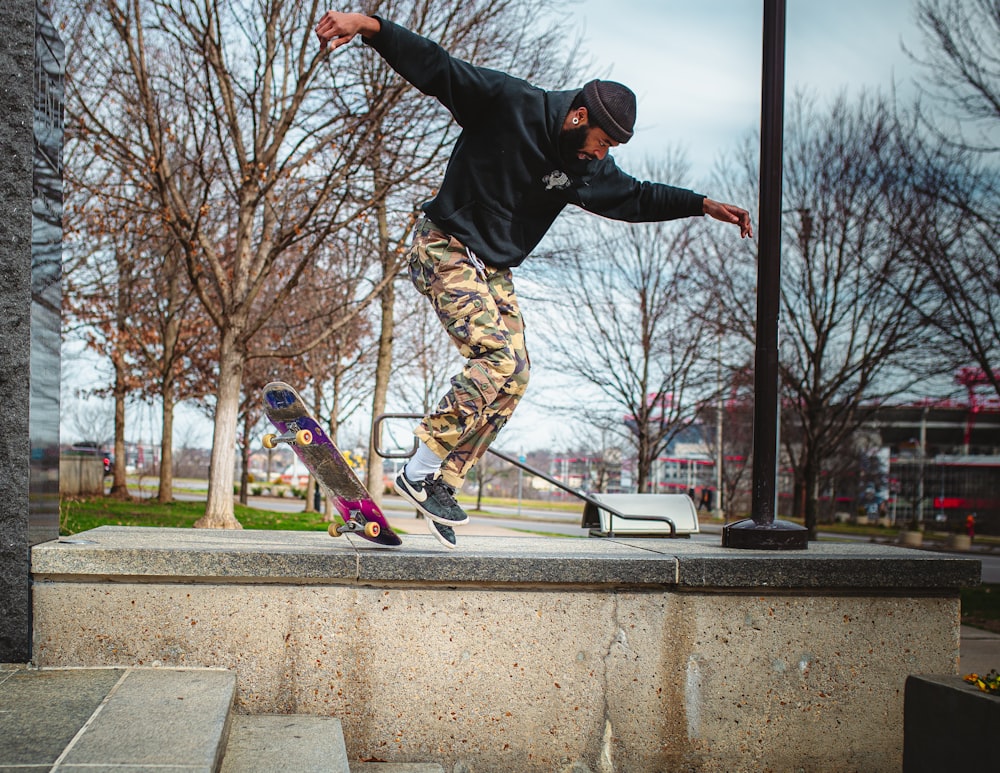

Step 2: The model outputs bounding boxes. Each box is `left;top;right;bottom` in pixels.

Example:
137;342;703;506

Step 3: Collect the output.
313;10;502;128
703;198;753;238
314;11;380;51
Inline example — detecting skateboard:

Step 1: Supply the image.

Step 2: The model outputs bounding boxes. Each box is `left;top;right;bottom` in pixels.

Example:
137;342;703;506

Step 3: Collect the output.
261;381;402;547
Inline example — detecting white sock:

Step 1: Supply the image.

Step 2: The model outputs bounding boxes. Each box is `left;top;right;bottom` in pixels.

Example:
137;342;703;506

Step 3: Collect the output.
404;441;443;482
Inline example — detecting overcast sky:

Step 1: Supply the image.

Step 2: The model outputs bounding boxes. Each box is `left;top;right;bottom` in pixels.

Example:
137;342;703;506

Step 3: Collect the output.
572;0;925;186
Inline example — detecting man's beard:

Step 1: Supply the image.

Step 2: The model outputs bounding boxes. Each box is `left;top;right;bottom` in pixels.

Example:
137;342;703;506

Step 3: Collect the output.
558;124;594;171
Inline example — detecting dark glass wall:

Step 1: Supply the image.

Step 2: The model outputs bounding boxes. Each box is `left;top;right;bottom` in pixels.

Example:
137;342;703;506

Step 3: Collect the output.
30;4;63;545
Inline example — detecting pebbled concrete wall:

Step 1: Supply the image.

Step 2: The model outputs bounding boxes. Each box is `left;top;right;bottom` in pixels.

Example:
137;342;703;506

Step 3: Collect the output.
31;582;959;772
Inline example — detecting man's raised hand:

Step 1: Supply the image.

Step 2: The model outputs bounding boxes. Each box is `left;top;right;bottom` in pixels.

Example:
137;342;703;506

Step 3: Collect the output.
314;12;380;52
703;198;753;239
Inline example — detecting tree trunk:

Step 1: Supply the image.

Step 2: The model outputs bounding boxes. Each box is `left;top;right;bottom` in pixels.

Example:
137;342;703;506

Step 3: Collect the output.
108;349;130;500
323;373;341;523
195;328;245;529
803;459;819;541
635;432;651;493
157;379;175;502
792;477;805;521
366;182;395;505
304;388;323;513
239;409;251;506
367;280;394;503
157;257;185;503
305;477;318;513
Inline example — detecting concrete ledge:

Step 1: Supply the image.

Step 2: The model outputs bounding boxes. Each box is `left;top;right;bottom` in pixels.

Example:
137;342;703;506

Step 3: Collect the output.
34;526;980;588
31;527;981;772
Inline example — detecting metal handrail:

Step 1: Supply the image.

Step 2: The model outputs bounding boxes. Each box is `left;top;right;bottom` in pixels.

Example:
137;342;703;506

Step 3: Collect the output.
372;413;677;537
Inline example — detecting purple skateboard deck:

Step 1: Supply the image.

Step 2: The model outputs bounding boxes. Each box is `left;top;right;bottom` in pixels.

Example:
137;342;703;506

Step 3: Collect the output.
262;381;401;547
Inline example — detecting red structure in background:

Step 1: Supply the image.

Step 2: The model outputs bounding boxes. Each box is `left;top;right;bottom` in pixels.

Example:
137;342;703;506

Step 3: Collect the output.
956;367;1000;448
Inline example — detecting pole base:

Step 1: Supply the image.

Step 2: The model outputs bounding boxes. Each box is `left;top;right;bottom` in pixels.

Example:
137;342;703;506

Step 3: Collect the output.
722;518;809;550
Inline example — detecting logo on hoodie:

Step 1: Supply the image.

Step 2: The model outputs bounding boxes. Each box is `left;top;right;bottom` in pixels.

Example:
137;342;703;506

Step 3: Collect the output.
542;170;571;191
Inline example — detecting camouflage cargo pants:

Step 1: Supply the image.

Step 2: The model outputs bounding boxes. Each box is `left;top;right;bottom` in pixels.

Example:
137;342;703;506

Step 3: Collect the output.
407;217;530;488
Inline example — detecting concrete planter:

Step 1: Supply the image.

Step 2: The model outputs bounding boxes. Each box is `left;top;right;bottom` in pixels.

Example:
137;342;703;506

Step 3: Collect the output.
900;529;924;548
33;527;981;773
948;533;972;551
904;675;1000;772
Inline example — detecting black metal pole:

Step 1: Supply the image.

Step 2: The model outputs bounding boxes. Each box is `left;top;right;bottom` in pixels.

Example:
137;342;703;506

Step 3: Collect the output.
753;0;784;528
723;0;807;549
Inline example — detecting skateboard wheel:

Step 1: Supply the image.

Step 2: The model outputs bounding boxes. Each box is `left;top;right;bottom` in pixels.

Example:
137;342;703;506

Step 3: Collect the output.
296;429;313;446
262;433;278;449
328;522;343;537
364;521;381;539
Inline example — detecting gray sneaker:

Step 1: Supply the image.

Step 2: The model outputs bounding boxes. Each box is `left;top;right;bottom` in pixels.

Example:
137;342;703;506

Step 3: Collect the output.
394;470;470;526
426;517;457;550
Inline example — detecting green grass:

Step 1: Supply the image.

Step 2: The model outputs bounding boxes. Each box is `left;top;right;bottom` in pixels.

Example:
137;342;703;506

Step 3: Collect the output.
60;497;331;535
961;584;1000;633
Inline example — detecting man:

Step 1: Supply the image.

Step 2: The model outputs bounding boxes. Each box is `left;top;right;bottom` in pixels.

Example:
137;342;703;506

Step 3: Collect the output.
315;11;753;549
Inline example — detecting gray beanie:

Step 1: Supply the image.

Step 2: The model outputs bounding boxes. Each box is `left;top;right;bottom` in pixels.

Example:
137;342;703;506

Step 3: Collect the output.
581;79;636;143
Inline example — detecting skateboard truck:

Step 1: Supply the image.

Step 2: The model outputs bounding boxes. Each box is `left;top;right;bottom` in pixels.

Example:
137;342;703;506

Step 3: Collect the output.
262;429;314;449
329;511;381;540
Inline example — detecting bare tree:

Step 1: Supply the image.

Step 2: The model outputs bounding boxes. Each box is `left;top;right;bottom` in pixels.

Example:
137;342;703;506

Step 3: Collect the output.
470;453;515;509
699;93;930;538
900;0;1000;399
62;222;135;500
692;365;755;520
235;354;298;506
909;0;1000;152
62;0;581;527
143;241;216;501
529;155;715;492
895;136;1000;399
64;218;217;507
62;20;219;503
63;0;426;526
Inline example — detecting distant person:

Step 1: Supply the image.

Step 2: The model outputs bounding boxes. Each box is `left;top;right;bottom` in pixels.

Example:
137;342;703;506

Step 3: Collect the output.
314;11;754;549
966;513;976;541
699;488;712;512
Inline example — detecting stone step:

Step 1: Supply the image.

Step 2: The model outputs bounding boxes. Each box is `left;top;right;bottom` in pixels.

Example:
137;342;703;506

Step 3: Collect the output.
0;666;235;771
217;715;446;773
220;715;349;772
0;665;442;773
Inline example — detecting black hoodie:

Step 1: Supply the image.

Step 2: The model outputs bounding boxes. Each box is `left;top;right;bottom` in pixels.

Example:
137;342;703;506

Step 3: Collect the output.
365;18;706;269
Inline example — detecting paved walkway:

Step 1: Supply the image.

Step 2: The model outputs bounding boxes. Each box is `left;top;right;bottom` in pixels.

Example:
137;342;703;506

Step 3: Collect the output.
959;625;1000;675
